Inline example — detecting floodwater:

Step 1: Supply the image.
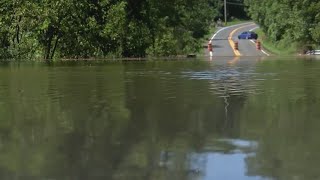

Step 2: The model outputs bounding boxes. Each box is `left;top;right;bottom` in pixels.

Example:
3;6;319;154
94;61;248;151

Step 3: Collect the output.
0;57;320;180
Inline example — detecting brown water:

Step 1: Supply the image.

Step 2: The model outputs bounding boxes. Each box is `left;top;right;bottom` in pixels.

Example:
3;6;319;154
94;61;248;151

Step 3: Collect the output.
0;57;320;180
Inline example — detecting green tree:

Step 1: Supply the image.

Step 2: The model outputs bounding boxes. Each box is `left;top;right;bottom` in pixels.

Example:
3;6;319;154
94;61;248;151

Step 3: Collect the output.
0;0;222;59
244;0;320;50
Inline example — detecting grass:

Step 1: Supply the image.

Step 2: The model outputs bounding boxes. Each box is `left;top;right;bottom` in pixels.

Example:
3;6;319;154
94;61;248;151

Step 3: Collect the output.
225;19;251;26
203;24;217;42
197;24;216;56
254;29;299;56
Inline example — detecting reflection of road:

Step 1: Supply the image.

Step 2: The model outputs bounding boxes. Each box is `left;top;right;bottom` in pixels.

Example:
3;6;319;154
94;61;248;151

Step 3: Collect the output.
183;57;263;137
123;60;273;180
209;23;268;57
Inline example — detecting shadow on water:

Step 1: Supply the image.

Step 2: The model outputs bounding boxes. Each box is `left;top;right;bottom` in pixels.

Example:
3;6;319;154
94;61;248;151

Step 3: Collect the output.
0;57;320;179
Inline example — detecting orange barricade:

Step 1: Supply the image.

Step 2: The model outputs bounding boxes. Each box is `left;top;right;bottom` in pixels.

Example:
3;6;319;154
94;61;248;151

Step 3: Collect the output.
256;40;261;50
208;41;213;52
234;41;239;50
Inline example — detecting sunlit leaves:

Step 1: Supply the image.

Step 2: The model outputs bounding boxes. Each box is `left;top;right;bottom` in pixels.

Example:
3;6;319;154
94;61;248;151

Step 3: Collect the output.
245;0;320;49
0;0;221;59
102;2;127;46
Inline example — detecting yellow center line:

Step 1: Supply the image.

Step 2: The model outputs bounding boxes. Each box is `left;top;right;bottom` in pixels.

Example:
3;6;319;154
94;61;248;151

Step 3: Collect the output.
228;24;255;57
228;56;240;65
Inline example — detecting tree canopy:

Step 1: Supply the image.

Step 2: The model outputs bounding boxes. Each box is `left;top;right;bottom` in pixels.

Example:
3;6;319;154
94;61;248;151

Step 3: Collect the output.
244;0;320;50
0;0;222;59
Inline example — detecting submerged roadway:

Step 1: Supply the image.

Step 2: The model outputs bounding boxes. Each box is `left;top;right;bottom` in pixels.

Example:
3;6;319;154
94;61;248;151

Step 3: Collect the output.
207;22;269;57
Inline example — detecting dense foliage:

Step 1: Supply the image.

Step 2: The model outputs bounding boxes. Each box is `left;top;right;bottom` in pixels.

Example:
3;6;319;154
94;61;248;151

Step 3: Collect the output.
244;0;320;50
227;0;248;20
0;0;221;59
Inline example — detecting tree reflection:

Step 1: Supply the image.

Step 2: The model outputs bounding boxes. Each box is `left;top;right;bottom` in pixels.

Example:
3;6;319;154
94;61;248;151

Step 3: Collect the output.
242;60;320;180
0;59;320;180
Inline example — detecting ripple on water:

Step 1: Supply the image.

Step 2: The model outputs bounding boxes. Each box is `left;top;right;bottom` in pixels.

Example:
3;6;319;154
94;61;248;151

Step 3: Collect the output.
182;66;268;97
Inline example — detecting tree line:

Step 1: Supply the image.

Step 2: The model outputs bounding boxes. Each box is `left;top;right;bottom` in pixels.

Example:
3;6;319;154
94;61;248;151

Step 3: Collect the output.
244;0;320;51
0;0;222;59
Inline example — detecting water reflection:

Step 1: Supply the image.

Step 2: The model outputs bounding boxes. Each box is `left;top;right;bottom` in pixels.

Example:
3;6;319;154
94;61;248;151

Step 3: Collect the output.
156;138;259;180
0;58;320;179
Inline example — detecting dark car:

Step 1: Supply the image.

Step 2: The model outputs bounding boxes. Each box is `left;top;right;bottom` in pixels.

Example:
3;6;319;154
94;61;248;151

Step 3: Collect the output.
238;31;258;40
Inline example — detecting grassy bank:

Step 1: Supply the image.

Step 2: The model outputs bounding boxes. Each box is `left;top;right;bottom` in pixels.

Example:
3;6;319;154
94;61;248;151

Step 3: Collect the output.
197;25;216;56
255;29;299;55
226;19;251;26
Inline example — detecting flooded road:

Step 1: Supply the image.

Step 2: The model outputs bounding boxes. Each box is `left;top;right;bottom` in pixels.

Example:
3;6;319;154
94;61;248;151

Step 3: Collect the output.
0;57;320;180
209;22;267;57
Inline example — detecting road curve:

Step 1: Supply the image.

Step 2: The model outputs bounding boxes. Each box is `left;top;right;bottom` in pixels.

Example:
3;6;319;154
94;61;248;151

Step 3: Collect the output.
209;22;268;57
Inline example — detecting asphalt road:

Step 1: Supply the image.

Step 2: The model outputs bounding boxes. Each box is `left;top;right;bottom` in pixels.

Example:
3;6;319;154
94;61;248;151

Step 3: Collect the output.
209;22;269;57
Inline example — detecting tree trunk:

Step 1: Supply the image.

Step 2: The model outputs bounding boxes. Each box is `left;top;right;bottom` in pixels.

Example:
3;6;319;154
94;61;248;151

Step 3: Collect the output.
50;35;60;59
16;16;22;44
44;26;54;60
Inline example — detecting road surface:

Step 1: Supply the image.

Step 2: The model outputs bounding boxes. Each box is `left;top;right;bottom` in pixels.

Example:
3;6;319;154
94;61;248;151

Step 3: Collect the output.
208;22;269;57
